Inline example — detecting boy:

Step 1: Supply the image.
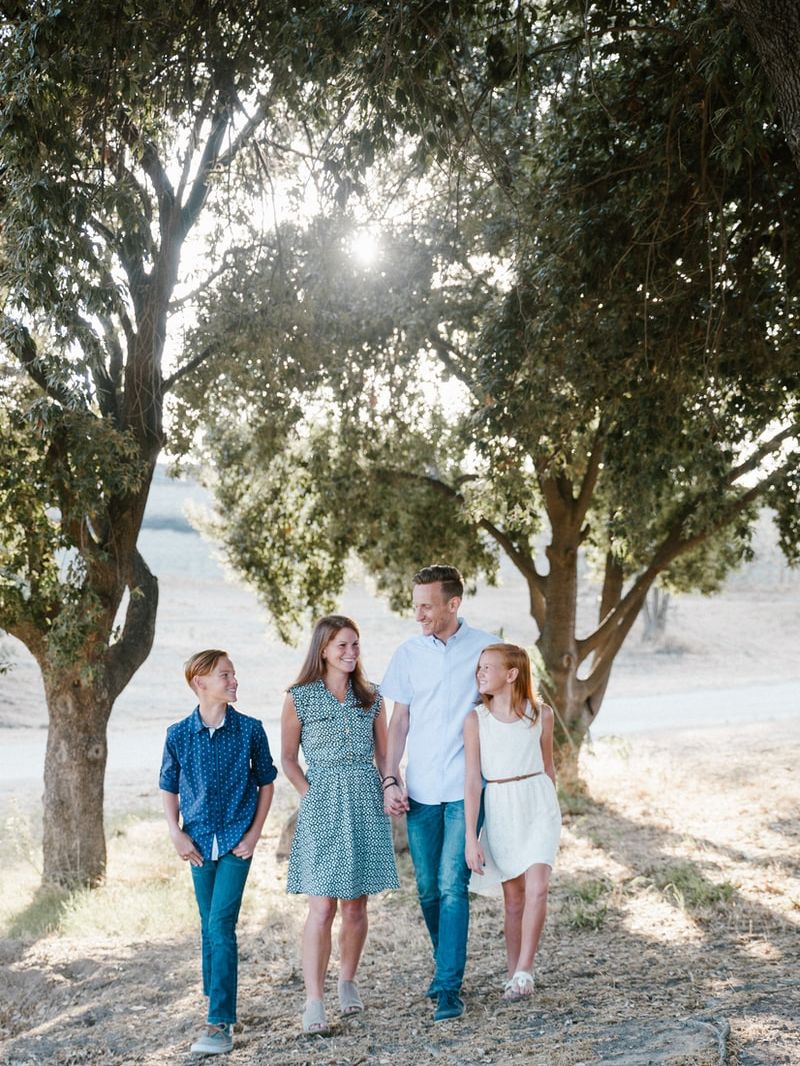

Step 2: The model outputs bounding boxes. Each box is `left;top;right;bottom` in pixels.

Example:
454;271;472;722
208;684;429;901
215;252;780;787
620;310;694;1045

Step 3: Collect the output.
160;649;277;1056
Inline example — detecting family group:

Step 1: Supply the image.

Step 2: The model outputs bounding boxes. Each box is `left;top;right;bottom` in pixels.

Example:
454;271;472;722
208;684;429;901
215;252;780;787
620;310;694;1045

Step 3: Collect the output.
159;564;562;1056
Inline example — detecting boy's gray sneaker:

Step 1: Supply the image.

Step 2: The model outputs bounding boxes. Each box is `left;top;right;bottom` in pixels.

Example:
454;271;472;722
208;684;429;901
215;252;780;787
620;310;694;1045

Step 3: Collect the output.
190;1023;233;1055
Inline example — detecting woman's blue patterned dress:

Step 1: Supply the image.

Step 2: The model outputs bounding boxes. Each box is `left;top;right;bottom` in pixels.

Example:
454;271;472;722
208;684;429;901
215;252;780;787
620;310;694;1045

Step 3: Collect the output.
286;679;399;898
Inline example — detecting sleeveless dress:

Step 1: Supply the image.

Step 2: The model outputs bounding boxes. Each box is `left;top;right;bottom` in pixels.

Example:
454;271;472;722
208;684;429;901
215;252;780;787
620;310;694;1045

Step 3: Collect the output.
286;679;399;898
469;703;562;897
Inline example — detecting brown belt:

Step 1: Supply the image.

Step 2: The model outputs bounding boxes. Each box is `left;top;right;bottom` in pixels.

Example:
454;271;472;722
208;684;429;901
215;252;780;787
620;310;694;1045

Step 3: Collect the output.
485;771;543;785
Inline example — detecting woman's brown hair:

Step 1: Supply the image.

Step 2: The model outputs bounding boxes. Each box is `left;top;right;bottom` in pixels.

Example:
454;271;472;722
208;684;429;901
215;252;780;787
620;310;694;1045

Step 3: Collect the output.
476;643;540;724
292;615;375;710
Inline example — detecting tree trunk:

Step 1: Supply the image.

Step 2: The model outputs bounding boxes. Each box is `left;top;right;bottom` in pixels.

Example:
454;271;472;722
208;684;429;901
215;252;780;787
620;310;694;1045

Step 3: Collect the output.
722;0;800;171
36;550;159;887
540;671;598;789
41;670;112;887
641;587;670;644
535;507;589;785
531;504;649;787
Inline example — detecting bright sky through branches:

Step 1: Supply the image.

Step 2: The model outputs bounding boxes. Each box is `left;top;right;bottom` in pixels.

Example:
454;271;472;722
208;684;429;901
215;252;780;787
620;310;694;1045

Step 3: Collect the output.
347;227;381;268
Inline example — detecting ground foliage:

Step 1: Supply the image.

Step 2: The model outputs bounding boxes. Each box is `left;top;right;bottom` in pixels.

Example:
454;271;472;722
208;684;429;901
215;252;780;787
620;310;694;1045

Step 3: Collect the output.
186;1;800;765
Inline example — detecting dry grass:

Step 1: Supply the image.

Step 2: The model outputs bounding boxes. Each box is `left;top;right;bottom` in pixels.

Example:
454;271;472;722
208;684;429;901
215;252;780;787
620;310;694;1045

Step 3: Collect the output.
1;720;799;1065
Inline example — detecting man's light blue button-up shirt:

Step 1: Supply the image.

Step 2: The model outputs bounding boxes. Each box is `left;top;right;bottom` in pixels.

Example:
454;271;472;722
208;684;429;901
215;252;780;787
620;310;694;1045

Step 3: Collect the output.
381;618;496;804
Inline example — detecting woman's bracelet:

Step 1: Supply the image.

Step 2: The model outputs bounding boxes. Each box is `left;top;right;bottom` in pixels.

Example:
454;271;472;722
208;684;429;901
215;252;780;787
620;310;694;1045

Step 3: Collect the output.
381;776;399;790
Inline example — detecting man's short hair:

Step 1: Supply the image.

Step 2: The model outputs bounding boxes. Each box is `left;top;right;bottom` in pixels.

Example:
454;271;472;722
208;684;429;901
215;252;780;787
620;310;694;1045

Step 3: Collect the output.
412;564;464;602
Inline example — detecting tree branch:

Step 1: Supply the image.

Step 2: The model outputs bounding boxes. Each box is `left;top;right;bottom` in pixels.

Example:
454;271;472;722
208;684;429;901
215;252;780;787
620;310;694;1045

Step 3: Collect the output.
180;104;233;234
88;216;147;317
575;420;607;524
162;341;220;393
597;550;625;624
477;515;544;592
180;82;281;238
0;317;79;409
175;82;218;205
168;237;277;313
73;315;119;421
578;575;653;699
577;452;797;668
374;464;546;608
215;85;280;173
540;473;574;525
428;329;482;396
105;550;159;703
727;421;800;485
98;315;125;394
117;113;175;214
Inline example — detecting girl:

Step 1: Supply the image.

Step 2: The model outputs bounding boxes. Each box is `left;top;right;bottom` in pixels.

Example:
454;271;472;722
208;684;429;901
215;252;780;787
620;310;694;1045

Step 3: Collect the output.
282;615;399;1035
464;643;561;1001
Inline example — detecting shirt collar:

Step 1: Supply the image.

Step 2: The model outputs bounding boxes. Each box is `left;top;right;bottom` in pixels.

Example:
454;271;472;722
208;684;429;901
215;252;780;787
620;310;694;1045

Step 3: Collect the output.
191;705;233;732
319;677;353;701
428;618;466;647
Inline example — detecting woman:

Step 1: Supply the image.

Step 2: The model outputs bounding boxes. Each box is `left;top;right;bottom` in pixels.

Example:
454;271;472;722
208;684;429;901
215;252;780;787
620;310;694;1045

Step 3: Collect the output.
282;615;399;1035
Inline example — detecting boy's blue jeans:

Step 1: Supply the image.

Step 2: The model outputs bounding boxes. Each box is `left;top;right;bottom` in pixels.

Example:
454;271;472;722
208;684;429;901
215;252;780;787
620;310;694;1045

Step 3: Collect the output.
190;852;251;1025
405;798;472;994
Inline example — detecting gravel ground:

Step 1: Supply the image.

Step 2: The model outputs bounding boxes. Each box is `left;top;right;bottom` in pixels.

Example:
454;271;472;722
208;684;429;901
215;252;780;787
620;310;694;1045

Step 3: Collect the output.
1;718;798;1065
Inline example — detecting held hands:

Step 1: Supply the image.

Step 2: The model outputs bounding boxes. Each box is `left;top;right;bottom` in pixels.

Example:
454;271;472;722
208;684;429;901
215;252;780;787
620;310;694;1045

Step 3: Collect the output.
465;836;486;875
383;778;410;817
171;828;204;867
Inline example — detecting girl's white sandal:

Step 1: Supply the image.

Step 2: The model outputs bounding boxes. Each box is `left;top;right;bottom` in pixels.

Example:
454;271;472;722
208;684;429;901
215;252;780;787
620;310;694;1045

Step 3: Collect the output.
503;970;535;1001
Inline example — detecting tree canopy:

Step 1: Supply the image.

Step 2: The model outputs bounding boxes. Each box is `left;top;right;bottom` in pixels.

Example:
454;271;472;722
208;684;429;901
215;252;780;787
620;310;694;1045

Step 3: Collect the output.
2;0;800;885
0;0;484;884
184;0;800;771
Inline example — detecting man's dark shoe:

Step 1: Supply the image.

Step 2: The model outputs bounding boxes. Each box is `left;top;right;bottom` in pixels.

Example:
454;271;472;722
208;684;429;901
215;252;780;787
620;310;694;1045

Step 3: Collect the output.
433;990;465;1022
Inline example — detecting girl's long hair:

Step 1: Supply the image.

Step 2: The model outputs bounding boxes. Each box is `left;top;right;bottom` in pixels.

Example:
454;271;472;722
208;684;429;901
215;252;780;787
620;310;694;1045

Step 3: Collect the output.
292;614;375;711
477;643;540;724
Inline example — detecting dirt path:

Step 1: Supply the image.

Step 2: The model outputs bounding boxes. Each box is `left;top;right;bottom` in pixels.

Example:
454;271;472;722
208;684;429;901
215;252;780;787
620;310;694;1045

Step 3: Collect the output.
2;718;798;1065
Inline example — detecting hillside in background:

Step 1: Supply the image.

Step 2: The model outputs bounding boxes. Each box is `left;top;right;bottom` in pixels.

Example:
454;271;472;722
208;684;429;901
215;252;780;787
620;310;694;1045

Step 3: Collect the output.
1;465;798;734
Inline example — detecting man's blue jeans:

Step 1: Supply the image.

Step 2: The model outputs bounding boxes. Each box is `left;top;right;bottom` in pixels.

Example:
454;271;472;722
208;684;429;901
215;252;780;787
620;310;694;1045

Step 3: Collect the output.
406;798;472;993
190;852;251;1025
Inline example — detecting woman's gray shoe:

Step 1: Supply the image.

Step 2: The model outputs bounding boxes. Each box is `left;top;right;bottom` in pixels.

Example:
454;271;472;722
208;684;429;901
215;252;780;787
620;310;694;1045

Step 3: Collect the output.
190;1023;234;1055
302;998;330;1035
338;979;364;1015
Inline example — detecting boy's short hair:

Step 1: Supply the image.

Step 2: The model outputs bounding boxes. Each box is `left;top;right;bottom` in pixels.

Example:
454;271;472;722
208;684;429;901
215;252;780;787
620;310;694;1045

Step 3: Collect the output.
412;564;464;602
184;649;229;689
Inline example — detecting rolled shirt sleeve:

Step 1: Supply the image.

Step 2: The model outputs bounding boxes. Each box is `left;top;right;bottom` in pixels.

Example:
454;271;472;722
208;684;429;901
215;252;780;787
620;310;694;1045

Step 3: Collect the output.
252;721;278;787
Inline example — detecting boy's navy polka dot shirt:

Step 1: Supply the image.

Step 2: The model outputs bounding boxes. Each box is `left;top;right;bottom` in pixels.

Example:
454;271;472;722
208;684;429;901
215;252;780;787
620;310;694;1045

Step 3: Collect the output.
159;706;277;861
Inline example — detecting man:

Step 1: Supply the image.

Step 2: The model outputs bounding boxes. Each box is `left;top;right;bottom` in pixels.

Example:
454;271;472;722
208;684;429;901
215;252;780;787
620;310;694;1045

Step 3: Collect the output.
382;564;496;1022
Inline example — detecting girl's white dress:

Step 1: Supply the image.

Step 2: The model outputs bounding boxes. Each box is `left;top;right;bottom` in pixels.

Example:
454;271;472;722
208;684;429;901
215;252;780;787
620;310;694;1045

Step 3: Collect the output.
469;702;562;896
